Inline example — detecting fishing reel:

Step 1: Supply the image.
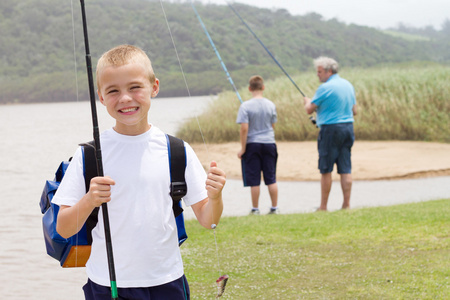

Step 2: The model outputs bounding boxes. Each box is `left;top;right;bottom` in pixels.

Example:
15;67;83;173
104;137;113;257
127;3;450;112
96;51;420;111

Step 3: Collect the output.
309;116;318;128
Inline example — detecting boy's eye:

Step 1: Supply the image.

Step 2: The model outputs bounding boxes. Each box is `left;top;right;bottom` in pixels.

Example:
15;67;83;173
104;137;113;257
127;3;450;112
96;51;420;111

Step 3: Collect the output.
131;86;141;90
107;89;118;94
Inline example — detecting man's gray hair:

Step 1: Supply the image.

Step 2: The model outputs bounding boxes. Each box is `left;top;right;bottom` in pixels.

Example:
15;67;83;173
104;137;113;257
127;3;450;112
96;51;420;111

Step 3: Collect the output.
313;56;339;74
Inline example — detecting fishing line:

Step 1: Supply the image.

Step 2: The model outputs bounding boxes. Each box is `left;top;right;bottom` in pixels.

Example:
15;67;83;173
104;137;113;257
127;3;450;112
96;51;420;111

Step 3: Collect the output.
159;1;227;293
70;0;82;268
158;0;210;162
70;0;80;103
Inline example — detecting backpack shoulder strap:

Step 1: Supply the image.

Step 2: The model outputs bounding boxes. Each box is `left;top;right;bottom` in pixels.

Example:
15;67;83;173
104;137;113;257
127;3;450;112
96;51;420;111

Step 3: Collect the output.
80;141;97;192
166;134;187;218
79;140;99;244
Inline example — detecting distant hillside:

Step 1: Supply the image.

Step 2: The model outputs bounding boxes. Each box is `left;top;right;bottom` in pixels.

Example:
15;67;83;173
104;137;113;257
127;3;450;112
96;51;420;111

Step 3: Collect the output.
0;0;448;104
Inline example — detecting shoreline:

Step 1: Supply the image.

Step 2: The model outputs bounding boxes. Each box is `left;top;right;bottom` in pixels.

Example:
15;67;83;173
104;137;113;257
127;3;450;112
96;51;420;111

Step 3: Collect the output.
191;140;450;181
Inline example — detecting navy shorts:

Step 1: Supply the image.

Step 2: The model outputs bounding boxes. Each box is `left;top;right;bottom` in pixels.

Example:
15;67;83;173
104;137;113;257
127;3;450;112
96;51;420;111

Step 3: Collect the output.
318;123;354;174
241;143;278;187
83;275;190;300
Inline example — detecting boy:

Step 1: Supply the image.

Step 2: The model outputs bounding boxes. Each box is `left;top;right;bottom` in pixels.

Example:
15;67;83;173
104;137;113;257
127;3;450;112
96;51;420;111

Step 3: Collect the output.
53;45;226;299
236;75;278;215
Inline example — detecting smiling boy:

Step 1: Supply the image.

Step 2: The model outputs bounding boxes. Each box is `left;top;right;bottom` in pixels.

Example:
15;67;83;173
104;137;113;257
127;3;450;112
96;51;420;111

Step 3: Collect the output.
52;45;226;299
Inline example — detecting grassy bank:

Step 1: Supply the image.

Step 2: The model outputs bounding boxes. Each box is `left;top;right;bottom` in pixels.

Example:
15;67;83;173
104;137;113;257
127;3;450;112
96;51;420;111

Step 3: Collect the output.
177;64;450;143
182;199;450;299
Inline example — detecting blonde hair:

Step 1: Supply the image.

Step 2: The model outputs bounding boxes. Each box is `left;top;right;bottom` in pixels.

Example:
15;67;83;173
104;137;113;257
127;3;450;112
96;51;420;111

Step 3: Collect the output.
313;56;339;74
248;75;264;91
96;44;156;89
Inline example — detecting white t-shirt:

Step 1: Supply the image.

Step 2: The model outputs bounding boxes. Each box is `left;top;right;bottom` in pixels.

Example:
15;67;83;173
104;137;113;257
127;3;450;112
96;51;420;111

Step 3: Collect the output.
52;126;207;288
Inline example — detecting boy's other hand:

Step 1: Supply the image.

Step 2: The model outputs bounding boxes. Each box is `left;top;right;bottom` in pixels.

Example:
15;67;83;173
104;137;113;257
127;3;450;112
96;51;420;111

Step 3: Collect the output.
237;149;245;159
87;176;116;208
206;161;226;200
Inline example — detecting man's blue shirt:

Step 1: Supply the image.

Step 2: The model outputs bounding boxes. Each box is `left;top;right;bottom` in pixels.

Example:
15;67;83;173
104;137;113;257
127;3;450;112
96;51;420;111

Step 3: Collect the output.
311;74;356;127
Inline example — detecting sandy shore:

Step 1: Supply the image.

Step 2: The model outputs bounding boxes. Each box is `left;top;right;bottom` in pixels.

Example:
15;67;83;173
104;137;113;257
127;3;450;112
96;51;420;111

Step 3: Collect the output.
192;141;450;181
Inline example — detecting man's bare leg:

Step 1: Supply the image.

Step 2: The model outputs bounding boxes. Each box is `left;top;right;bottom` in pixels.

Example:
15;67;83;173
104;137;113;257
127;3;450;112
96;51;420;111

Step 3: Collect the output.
340;173;352;209
319;172;332;211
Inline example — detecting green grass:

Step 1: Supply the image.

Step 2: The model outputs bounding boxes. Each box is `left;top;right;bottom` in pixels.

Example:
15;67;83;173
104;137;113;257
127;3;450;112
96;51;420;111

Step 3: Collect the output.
182;199;450;299
177;64;450;144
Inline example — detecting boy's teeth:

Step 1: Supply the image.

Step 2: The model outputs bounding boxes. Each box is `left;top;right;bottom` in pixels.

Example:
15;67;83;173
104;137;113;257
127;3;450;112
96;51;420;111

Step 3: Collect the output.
121;107;137;113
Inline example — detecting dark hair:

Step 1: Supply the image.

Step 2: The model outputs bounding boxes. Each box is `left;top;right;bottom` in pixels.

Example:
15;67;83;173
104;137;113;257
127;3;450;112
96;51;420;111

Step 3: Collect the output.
249;75;264;91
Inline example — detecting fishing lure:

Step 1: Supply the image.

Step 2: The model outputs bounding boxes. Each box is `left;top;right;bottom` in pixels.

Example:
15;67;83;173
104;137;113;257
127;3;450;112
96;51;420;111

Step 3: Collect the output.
216;274;229;298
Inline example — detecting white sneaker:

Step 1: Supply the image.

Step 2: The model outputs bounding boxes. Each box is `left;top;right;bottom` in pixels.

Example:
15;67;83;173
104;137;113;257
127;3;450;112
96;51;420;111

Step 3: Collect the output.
268;208;280;215
249;209;260;215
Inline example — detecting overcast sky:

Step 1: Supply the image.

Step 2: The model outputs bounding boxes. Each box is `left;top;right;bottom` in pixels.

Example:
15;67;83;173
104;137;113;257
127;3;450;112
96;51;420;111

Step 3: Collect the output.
196;0;449;30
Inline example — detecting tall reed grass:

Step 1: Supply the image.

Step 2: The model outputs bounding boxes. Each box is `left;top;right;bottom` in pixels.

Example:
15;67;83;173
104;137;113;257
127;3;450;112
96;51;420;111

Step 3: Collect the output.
177;65;450;143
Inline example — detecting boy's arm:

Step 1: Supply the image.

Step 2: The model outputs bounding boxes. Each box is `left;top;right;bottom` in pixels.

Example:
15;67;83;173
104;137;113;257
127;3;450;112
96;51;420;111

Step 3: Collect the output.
191;161;225;229
237;123;248;159
56;176;115;238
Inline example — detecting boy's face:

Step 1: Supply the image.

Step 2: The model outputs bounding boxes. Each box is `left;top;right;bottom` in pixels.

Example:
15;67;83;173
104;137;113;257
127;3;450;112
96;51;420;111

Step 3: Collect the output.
97;63;159;135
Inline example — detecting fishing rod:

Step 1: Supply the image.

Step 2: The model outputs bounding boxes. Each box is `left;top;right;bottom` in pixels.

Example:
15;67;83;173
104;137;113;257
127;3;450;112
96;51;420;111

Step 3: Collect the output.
227;2;306;97
79;1;118;299
190;1;243;104
227;2;320;127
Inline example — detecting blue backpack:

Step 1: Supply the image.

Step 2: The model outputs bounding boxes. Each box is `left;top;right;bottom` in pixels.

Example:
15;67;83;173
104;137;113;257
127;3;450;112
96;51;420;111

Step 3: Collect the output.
40;134;188;267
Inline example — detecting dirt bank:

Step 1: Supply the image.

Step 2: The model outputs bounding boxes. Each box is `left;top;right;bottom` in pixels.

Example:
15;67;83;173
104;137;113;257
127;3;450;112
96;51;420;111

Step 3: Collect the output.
192;141;450;181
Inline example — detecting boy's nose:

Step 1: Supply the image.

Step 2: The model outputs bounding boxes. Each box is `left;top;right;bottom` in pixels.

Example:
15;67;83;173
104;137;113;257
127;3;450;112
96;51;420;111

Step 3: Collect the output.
119;92;132;102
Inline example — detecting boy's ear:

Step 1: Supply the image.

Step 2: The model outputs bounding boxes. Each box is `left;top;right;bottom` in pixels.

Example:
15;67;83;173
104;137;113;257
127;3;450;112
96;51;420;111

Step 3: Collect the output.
97;90;105;105
151;78;160;98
